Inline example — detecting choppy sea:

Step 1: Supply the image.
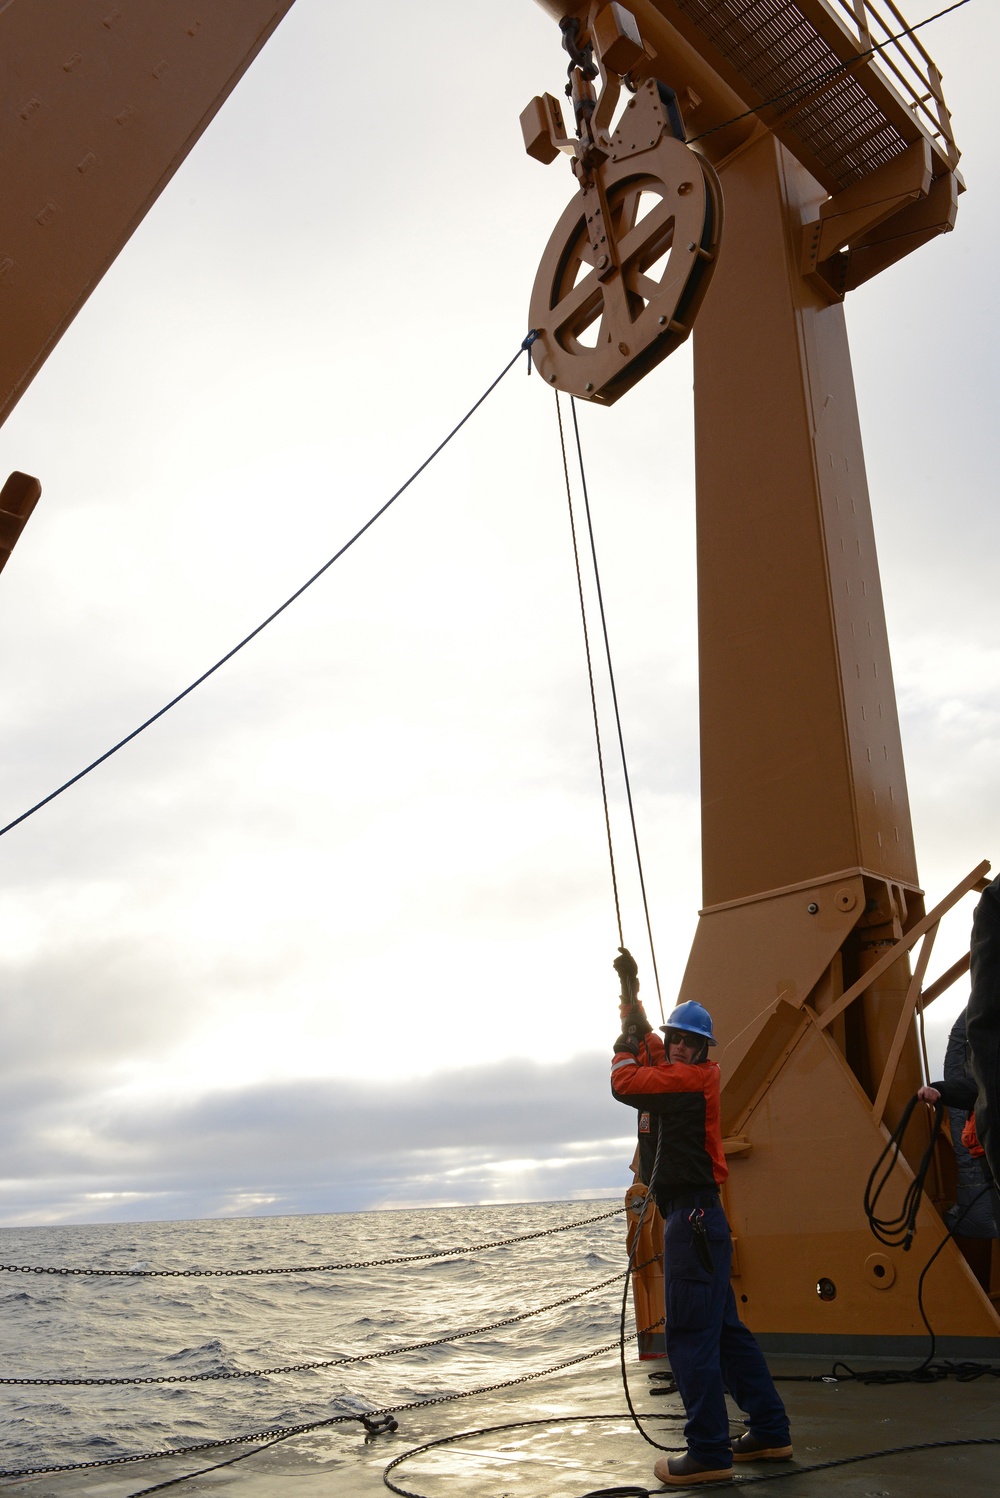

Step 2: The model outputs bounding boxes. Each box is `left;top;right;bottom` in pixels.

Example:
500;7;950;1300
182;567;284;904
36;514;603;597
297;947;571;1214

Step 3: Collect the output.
0;1200;629;1484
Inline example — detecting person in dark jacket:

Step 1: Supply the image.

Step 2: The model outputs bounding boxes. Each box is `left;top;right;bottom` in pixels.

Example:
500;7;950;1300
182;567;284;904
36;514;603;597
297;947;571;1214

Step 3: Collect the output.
611;952;790;1488
937;1006;997;1238
918;1006;1000;1244
967;875;1000;1187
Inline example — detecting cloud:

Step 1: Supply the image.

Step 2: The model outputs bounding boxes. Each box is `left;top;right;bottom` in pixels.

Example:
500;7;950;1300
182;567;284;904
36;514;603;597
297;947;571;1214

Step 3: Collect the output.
0;1052;636;1225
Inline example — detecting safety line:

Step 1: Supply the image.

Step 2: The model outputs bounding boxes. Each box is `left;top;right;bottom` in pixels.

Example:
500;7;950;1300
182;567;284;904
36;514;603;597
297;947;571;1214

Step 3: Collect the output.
0;336;536;843
382;1415;682;1498
384;1419;1000;1498
569;398;664;1021
0;1201;622;1278
124;1439;292;1498
555;391;623;947
686;0;972;145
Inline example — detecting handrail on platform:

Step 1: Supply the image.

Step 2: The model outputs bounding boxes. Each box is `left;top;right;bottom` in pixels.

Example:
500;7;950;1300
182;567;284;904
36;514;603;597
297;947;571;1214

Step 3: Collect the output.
829;0;959;166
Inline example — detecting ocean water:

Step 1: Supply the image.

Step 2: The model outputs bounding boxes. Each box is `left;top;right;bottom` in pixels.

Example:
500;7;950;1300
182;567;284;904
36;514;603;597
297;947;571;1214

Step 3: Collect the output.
0;1200;629;1482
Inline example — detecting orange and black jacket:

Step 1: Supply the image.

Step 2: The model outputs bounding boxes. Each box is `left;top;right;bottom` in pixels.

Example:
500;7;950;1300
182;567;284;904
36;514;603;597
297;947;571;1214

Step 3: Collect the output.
611;1030;727;1210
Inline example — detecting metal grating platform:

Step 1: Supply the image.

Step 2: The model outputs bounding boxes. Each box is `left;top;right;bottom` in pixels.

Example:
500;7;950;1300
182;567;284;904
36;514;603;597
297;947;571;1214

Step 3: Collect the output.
678;0;904;186
672;0;958;190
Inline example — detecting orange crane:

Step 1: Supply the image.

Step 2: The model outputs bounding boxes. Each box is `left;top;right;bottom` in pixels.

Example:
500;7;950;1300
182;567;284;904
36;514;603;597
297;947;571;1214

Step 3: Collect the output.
524;0;997;1355
1;0;994;1357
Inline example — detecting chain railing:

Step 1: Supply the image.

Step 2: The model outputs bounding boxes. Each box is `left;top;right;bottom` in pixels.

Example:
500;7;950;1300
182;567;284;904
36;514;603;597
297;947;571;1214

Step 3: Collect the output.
0;1204;623;1279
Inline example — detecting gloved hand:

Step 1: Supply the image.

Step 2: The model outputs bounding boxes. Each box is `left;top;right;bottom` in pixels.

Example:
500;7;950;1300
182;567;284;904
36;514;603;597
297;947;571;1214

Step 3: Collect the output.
613;947;638;984
613;1032;640;1057
619;1003;652;1039
614;946;640;1009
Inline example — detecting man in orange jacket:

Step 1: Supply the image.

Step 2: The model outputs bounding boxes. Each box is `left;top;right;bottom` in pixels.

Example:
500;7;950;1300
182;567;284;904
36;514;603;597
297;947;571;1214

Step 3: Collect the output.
611;951;791;1487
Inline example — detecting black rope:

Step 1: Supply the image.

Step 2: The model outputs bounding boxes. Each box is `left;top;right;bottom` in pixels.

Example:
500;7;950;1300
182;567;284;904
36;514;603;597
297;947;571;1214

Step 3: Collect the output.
569;397;664;1020
555;391;623;945
864;1094;944;1251
911;1182;995;1369
687;0;972;145
0;337;536;842
124;1435;297;1498
860;1090;1000;1376
383;1414;1000;1498
382;1414;680;1498
0;1201;622;1278
617;1123;674;1452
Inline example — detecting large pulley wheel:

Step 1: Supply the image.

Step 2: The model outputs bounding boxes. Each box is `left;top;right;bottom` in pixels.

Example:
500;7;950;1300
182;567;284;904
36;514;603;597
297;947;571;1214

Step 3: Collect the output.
528;82;723;406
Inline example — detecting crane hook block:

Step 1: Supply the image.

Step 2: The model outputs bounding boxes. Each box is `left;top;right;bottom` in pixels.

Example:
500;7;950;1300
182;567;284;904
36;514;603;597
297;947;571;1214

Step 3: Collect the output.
527;80;723;406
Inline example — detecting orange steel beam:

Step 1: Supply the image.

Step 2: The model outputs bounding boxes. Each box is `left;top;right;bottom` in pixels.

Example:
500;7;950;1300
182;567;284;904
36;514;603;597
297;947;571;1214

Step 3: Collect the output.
920;950;972;1009
529;3;994;1352
0;0;297;435
814;860;990;1035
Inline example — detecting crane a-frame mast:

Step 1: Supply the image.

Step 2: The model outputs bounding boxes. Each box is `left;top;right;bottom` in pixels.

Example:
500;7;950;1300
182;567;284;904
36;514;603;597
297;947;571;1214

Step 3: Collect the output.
528;0;996;1352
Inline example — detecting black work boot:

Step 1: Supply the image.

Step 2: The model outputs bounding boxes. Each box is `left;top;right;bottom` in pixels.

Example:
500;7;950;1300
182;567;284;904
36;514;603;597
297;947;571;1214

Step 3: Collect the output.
730;1431;794;1461
653;1451;733;1486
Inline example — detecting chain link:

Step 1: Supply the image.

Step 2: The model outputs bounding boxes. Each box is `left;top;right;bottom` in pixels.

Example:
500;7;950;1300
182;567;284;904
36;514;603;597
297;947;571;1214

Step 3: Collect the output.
0;1205;623;1280
0;1327;664;1481
1;1268;634;1387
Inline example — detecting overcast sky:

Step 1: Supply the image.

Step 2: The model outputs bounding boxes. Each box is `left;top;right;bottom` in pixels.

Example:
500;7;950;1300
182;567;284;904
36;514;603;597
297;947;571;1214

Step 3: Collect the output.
0;1;997;1226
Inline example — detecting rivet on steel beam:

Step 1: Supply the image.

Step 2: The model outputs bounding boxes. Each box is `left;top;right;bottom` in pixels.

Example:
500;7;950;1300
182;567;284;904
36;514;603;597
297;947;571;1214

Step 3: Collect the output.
807;902;819;914
585;382;594;391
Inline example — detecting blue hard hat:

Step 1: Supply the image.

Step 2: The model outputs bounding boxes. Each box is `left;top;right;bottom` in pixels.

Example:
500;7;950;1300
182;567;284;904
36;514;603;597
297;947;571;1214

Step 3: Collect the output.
660;1000;717;1046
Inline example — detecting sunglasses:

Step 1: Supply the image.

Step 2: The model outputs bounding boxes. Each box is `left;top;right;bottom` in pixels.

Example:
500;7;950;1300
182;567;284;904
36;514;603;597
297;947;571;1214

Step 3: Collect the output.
665;1030;699;1048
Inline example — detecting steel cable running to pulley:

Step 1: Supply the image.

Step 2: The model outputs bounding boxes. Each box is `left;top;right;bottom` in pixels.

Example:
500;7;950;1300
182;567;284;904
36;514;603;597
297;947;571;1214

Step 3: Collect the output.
554;391;664;1018
0;335;537;842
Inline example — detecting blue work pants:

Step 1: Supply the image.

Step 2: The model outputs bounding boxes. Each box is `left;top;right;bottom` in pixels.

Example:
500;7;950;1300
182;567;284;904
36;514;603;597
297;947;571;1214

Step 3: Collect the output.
663;1201;789;1469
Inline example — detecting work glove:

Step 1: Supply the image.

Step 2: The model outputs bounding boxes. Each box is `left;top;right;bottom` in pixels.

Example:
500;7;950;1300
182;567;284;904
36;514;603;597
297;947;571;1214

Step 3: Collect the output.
613;1032;640;1057
619;1003;652;1040
613;947;638;985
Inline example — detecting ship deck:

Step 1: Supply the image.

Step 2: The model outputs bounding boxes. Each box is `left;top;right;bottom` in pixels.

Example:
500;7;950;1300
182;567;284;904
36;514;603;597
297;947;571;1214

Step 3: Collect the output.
3;1352;996;1497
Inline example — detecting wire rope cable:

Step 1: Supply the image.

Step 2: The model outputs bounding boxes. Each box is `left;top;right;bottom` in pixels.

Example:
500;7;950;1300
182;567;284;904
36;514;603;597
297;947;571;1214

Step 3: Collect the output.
569;397;664;1019
555;390;624;946
0;336;536;843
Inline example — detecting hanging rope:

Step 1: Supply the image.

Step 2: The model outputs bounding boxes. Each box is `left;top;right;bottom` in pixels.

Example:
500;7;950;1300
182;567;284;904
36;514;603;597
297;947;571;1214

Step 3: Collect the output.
0;337;536;843
555;392;623;946
567;397;664;1020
